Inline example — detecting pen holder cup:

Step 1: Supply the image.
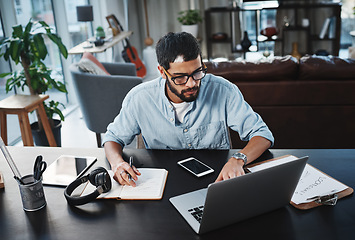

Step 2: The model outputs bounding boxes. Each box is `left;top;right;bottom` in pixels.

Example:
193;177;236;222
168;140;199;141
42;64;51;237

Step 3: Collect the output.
18;174;46;211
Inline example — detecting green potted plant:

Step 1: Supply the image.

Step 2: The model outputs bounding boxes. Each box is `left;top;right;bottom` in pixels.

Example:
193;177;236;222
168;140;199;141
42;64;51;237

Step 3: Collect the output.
0;18;68;146
95;26;106;39
177;9;202;37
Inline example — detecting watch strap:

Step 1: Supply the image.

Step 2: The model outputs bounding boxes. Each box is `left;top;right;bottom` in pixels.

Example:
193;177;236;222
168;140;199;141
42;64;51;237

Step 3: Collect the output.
232;152;248;166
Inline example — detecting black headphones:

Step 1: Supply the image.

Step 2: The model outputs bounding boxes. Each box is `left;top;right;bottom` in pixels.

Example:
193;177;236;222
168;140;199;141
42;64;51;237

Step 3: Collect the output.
64;167;112;206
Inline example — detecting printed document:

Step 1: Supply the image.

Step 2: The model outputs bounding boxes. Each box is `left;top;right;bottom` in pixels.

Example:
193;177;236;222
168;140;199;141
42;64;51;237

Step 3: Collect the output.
247;156;348;204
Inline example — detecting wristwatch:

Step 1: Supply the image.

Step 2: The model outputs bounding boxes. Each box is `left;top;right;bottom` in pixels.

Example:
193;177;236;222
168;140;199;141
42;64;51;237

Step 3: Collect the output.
232;152;248;166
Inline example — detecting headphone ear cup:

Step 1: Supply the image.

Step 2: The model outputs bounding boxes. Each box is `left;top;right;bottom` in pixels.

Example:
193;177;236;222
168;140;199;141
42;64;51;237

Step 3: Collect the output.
89;167;112;193
96;172;112;193
64;167;111;206
88;167;107;185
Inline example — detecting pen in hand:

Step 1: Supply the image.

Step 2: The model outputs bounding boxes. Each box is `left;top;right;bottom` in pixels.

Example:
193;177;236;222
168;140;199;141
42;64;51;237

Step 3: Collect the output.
128;156;133;181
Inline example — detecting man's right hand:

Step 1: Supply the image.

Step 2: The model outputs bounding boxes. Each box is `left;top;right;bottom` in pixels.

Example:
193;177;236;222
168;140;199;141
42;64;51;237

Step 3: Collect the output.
104;141;141;187
111;161;141;187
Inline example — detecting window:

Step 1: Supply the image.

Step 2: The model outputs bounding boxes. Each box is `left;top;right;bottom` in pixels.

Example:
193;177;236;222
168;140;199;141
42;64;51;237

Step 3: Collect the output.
0;0;70;145
64;0;93;62
13;0;67;108
65;0;92;47
12;0;95;103
0;9;21;145
0;12;12;99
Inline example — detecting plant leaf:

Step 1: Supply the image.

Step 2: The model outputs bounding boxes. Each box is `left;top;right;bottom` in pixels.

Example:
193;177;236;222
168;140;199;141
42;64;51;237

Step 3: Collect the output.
3;48;10;61
44;100;65;121
38;20;50;29
55;81;68;93
32;34;47;60
24;20;33;34
23;20;33;48
9;40;22;64
47;33;68;58
12;24;23;38
0;72;11;78
0;37;10;47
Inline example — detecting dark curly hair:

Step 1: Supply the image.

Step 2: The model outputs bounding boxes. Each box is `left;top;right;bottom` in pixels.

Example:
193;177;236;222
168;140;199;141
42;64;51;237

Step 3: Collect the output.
155;32;201;70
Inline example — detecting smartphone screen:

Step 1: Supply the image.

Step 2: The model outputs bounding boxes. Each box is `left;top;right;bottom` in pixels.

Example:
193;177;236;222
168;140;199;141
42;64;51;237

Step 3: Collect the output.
42;155;97;186
178;157;214;177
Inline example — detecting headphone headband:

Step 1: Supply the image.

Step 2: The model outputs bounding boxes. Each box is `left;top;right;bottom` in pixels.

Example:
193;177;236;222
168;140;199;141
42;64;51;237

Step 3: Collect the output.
64;167;111;206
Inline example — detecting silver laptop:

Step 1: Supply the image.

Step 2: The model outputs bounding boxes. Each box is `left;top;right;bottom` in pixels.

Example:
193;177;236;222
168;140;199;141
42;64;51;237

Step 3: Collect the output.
169;156;308;234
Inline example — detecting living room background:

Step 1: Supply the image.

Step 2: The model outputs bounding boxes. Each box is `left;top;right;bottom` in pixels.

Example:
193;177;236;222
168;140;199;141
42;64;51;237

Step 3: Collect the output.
0;0;354;146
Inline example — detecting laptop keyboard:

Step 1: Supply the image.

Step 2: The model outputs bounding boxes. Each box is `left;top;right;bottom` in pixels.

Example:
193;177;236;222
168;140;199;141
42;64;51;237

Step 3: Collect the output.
188;206;204;223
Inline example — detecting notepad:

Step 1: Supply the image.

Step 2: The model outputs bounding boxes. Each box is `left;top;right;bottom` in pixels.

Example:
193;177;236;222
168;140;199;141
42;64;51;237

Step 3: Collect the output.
83;168;168;200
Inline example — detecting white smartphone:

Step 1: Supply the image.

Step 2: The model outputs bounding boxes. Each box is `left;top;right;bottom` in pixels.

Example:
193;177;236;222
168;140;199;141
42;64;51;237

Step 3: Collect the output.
177;157;214;177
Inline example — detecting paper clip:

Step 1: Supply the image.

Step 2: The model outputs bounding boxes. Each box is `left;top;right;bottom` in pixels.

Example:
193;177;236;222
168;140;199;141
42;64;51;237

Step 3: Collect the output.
307;193;338;206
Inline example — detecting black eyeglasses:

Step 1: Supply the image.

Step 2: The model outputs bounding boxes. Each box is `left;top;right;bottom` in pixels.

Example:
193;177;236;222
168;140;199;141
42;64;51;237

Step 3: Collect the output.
163;65;207;85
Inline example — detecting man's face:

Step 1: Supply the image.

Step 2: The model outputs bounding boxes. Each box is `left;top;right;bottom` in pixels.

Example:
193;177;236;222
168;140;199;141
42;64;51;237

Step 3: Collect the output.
158;56;203;103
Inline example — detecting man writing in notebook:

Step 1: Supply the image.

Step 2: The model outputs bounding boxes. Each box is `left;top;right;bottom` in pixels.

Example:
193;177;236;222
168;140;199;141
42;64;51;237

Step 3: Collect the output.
103;32;274;187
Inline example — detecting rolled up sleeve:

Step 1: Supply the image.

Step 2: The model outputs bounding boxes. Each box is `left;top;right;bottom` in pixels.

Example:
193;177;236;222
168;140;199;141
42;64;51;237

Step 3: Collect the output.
102;93;140;148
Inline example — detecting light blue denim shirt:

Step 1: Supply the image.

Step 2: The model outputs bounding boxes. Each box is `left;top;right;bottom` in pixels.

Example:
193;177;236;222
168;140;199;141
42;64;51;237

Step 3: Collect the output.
102;74;274;149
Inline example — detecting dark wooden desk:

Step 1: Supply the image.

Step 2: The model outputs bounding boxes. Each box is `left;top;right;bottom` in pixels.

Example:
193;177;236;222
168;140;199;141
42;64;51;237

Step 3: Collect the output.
0;147;354;240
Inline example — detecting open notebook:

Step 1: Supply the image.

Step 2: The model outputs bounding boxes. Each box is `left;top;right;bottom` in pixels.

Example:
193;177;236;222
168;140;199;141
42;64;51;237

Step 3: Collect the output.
82;168;168;200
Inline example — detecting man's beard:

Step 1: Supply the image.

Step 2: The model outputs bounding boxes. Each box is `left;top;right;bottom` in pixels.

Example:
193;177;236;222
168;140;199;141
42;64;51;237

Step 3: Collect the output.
166;79;200;102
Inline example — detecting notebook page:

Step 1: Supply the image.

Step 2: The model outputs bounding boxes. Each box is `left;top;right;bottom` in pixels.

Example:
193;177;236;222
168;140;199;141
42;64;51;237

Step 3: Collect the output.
120;168;167;199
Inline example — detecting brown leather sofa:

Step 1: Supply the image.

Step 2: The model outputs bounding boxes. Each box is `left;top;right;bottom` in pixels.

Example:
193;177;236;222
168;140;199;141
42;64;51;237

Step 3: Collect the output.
205;55;355;149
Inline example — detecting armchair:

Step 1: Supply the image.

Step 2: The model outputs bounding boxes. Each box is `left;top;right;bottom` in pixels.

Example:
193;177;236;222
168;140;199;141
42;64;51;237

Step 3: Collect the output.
70;62;142;147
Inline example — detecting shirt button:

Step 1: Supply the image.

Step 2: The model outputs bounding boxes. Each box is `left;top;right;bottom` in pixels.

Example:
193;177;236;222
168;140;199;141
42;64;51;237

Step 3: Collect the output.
188;144;192;147
184;128;188;133
170;118;174;122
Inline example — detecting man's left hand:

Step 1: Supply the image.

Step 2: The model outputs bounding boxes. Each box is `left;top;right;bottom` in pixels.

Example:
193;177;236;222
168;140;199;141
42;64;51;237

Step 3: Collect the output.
215;158;245;182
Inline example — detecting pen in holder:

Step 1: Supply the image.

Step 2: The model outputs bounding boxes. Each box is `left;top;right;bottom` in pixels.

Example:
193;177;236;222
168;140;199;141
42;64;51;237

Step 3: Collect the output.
0;136;22;182
0;137;46;211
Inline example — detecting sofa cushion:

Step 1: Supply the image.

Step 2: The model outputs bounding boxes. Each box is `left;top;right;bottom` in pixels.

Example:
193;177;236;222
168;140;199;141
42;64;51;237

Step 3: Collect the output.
205;55;298;82
77;52;111;75
299;56;355;80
